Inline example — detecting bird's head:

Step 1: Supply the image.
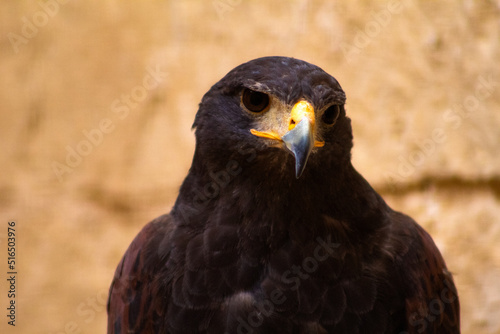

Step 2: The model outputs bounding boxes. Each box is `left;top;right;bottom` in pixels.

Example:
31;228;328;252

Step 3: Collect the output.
192;56;353;180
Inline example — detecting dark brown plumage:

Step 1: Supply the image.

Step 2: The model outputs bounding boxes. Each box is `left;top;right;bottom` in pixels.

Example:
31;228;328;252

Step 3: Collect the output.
107;57;460;333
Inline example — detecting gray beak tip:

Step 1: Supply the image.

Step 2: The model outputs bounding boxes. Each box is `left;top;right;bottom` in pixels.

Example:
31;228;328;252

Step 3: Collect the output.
281;118;314;179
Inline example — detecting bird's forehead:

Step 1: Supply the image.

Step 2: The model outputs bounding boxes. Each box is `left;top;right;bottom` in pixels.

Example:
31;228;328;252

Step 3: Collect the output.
220;57;346;107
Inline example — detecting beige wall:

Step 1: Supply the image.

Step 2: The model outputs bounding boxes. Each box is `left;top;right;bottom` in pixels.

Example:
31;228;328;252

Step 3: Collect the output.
1;1;499;333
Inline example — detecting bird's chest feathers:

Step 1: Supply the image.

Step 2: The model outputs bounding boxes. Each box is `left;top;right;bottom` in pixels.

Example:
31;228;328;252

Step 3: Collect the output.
174;211;380;321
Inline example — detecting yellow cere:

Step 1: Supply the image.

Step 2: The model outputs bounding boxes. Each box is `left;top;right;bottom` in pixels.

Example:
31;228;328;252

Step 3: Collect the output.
288;100;315;130
250;99;324;147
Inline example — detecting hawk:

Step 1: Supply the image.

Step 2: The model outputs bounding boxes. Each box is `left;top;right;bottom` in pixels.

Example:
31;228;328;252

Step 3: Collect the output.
107;56;460;333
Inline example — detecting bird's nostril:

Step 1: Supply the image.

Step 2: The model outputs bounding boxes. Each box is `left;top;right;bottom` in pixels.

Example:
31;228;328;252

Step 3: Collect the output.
289;100;315;131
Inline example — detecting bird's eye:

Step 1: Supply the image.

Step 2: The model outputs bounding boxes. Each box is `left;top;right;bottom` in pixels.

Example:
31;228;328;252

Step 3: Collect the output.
322;105;342;125
242;89;270;113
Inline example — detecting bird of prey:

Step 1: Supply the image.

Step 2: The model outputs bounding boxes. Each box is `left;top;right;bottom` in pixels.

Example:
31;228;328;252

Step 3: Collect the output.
107;56;460;333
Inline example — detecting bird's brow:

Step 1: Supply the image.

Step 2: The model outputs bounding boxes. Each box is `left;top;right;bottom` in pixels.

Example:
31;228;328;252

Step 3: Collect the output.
245;81;272;93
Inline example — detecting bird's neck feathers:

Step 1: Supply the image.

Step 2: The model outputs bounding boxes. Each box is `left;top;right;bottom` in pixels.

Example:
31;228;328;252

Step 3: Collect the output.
173;146;388;240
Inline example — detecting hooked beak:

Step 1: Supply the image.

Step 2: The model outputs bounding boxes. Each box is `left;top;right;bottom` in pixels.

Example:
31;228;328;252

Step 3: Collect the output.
250;100;324;178
282;117;314;178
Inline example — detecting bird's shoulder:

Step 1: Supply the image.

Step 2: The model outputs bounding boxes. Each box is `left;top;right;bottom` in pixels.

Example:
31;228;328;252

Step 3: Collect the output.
107;214;175;333
384;210;460;333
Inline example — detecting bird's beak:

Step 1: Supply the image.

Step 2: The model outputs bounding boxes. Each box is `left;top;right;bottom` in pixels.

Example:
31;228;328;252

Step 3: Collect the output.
283;100;324;178
250;100;324;178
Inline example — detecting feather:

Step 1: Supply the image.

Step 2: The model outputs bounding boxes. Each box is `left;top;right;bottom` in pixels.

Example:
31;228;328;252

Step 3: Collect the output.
107;57;460;333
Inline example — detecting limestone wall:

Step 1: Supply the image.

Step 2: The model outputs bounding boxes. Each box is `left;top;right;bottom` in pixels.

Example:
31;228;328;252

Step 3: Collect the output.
0;1;498;333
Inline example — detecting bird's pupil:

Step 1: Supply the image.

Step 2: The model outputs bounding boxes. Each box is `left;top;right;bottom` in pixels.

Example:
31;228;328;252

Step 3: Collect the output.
322;105;341;125
242;89;270;113
250;93;264;106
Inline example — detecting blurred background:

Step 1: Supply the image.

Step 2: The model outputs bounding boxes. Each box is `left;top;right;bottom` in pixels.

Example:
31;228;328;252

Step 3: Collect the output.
1;0;499;333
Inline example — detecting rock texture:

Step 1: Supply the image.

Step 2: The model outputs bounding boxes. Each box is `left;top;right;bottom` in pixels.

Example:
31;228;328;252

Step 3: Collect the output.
0;1;498;333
